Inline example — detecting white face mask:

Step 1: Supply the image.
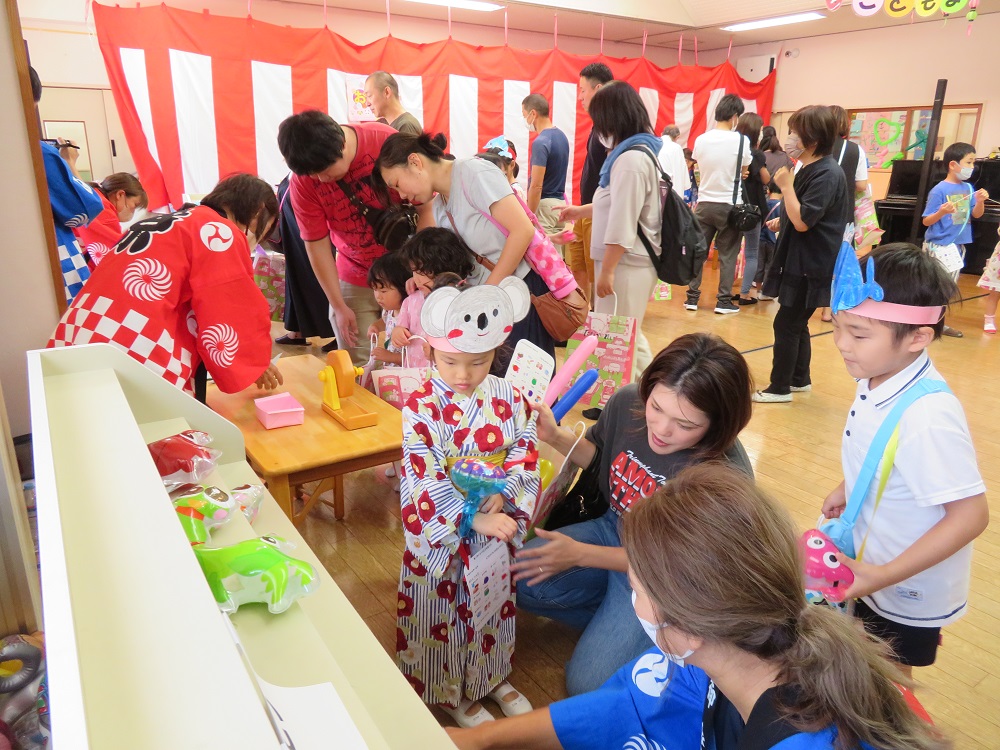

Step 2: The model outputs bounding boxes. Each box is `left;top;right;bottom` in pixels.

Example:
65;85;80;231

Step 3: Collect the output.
524;116;534;133
598;133;615;150
631;590;695;666
958;166;974;180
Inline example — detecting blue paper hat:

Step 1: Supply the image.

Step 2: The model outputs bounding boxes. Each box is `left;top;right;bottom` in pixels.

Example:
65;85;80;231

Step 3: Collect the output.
830;226;883;315
482;136;514;159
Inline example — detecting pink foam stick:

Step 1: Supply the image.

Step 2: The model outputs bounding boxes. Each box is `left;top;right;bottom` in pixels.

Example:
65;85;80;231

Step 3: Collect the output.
544;335;598;406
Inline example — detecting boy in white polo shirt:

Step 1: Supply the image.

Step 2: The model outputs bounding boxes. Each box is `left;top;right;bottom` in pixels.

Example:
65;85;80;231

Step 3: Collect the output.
823;242;989;676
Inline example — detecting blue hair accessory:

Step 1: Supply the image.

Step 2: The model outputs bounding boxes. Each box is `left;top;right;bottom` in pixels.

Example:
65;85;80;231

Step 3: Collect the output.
483;136;513;159
830;226;884;315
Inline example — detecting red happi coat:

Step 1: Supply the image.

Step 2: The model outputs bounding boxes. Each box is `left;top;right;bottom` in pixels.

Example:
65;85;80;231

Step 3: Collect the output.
49;205;271;394
74;192;124;267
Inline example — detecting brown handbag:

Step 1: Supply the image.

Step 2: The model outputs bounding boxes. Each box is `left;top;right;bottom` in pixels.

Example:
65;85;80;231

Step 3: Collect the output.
465;247;589;341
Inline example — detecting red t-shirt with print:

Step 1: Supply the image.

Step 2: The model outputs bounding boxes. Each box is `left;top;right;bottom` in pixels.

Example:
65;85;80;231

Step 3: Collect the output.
289;121;399;288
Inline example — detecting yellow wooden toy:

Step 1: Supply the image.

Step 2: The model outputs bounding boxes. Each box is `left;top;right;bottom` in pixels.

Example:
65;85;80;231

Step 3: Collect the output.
318;350;379;430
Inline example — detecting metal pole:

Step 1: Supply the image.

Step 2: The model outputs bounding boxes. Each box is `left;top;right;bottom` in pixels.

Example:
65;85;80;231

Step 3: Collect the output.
909;79;947;244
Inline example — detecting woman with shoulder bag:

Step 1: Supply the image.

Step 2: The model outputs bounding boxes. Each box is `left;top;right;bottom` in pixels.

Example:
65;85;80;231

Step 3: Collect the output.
376;132;585;361
511;333;754;696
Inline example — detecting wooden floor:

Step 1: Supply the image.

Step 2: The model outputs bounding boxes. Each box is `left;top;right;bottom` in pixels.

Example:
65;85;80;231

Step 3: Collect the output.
273;267;1000;749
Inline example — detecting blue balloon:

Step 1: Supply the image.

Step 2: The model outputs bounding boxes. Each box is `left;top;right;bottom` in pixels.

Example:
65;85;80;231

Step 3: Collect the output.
552;369;599;422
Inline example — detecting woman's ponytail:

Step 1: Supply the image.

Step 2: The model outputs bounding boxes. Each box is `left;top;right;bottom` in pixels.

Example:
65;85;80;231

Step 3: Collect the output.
778;606;950;750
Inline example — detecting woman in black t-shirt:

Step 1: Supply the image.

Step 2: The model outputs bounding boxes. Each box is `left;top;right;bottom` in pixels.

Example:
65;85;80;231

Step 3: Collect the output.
754;106;852;404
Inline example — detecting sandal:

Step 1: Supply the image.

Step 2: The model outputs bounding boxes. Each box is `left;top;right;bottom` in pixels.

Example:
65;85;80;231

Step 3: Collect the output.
275;334;309;346
485;682;533;717
442;699;494;728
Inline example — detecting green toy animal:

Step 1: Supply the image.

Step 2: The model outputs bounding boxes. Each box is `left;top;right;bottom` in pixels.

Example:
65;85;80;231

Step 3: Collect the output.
193;536;319;614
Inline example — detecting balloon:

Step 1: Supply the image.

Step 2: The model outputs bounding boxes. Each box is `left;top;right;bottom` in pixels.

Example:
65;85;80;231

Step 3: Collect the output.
852;0;884;15
885;0;915;16
147;430;221;486
915;0;940;15
826;0;844;8
0;635;42;695
449;457;509;537
171;484;239;545
941;0;968;11
544;335;598;406
194;535;319;614
552;369;599;422
800;529;855;604
538;459;555;492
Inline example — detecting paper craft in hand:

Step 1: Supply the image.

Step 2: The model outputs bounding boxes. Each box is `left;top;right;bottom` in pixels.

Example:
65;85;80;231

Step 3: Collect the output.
463;538;511;631
505;339;555;403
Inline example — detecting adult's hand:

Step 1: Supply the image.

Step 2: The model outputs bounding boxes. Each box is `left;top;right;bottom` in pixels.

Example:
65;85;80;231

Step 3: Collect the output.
556;204;586;223
772;166;794;193
58;139;80;166
511;528;580;585
596;267;615;299
532;402;560;445
332;303;359;348
766;217;781;233
254;363;284;391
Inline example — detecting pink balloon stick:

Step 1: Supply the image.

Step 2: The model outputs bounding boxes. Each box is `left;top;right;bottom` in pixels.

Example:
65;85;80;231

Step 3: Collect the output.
544;335;598;406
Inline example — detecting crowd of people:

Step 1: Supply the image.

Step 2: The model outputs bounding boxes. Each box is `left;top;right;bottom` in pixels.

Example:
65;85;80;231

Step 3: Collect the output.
30;58;994;750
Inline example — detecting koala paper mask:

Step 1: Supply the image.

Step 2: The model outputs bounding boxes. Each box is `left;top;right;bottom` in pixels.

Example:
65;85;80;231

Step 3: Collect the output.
421;277;531;353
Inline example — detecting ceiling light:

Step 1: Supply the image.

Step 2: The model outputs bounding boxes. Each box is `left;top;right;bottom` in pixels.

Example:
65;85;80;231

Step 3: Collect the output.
721;12;825;32
405;0;502;12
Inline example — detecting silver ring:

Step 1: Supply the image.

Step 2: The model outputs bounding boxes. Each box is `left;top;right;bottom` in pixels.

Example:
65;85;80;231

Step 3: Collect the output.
538;566;544;574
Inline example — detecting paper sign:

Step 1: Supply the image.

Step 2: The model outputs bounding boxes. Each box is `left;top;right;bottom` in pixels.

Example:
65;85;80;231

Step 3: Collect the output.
463;539;510;631
345;73;376;123
926;243;965;274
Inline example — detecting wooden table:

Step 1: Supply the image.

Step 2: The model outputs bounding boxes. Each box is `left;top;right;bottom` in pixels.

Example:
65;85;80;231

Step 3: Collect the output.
207;354;402;524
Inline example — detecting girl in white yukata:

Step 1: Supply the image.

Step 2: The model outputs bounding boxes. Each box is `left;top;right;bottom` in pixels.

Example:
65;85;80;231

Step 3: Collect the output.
396;277;540;728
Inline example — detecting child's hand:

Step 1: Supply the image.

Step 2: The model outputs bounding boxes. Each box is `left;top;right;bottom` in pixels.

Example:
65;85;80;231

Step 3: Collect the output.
405;277;419;296
940;200;958;215
479;493;505;514
391;326;412;349
976;188;990;203
372;346;392;363
837;554;889;600
471;512;517;543
822;482;847;519
367;323;379;339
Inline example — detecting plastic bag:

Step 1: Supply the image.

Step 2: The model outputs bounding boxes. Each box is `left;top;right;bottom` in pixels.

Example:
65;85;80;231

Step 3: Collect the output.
147;430;221;486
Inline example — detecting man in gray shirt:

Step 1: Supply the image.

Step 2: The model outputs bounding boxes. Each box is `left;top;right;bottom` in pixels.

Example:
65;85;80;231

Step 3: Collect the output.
364;71;422;135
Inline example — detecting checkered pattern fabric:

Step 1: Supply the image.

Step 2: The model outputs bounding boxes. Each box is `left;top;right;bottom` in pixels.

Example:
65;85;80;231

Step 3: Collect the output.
51;292;194;391
58;238;92;302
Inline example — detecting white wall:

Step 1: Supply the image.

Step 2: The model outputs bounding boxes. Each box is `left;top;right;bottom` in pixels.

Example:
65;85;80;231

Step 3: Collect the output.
1;6;62;437
699;13;1000;153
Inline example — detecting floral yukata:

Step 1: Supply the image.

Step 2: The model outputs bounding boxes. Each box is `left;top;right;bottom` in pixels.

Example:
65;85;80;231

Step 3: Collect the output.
397;375;539;708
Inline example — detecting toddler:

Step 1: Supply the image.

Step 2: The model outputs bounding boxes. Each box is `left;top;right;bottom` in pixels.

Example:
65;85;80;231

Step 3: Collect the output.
976;226;1000;333
397;278;539;727
367;253;410;366
393;228;477;367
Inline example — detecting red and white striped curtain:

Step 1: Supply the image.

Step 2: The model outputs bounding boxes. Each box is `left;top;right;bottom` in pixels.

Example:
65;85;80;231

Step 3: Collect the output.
93;4;776;211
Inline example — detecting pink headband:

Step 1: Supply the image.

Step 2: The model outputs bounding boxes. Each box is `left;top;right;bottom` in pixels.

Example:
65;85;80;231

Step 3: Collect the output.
847;299;945;326
426;335;461;354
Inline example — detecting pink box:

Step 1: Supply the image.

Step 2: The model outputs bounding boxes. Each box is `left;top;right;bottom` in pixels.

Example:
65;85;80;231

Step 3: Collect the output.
254;392;305;429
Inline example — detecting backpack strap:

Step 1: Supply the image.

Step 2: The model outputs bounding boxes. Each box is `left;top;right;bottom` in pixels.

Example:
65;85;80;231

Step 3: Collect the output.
626;145;668;267
839;378;951;530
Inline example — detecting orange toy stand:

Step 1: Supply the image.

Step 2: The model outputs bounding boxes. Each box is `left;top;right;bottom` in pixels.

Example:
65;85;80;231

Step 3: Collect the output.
318;350;379;430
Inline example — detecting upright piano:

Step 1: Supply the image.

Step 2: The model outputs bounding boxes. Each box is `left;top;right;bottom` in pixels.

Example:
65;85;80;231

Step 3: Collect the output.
875;158;1000;274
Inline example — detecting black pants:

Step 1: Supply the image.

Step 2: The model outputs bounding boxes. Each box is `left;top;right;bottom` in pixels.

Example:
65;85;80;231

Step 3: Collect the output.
768;294;815;394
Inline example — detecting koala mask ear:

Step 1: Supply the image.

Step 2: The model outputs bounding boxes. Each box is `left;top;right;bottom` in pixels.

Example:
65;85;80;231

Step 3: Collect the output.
499;276;531;323
420;286;462;338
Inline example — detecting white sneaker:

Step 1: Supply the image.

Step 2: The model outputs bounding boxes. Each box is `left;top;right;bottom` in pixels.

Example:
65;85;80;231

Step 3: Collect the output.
752;390;792;404
683;302;698;311
790;384;812;392
485;682;533;717
985;317;997;334
385;465;396;478
443;699;495;728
